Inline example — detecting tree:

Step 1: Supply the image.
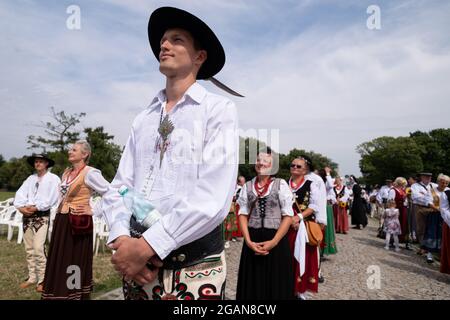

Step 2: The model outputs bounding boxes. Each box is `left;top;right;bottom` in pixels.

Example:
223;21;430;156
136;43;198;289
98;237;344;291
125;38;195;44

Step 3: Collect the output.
410;129;450;177
357;136;424;186
85;127;122;182
238;136;269;181
278;148;338;181
0;157;34;191
237;137;338;182
27;107;86;153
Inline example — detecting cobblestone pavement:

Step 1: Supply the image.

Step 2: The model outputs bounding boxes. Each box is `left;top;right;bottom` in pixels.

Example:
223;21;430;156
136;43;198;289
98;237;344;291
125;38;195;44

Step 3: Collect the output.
97;216;450;300
312;217;450;300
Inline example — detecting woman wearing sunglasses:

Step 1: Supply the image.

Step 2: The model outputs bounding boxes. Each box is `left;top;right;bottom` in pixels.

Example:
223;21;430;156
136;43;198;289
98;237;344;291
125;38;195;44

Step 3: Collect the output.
236;148;294;299
287;156;322;300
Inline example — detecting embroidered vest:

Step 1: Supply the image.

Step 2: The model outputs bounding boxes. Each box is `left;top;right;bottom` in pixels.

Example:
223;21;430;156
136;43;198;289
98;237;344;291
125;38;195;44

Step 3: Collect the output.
246;178;282;230
58;166;93;214
392;187;406;209
293;180;313;213
334;186;345;199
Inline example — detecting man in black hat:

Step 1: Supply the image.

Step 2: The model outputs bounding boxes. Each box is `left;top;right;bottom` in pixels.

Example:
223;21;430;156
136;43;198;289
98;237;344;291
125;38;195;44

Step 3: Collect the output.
411;172;439;262
13;154;60;292
102;7;239;300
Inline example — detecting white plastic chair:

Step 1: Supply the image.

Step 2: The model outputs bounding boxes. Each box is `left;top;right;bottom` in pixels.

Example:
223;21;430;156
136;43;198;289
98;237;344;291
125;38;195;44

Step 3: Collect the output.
94;217;110;256
0;198;14;207
0;205;15;236
7;208;23;244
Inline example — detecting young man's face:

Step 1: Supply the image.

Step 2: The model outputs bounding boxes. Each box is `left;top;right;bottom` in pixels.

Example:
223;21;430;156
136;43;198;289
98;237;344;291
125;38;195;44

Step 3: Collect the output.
159;28;207;78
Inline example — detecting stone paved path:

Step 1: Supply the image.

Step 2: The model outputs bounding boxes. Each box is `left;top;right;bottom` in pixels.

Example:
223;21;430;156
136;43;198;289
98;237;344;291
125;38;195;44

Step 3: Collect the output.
97;216;450;300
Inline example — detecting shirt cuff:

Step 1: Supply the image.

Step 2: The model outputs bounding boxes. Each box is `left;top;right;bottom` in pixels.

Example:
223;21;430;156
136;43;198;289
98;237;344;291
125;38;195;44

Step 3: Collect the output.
35;203;51;212
142;221;177;260
308;204;319;213
107;220;131;244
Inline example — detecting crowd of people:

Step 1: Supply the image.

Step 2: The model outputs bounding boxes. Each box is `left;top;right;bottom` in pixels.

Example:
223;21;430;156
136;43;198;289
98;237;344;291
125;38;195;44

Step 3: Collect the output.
221;148;379;300
368;174;450;270
222;150;450;300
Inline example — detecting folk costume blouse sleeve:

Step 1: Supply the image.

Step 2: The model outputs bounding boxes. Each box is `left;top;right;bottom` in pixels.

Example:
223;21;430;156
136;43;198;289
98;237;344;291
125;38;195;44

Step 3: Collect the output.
85;169;110;196
236;182;249;215
85;168;110;217
279;179;294;217
338;187;350;203
307;180;321;215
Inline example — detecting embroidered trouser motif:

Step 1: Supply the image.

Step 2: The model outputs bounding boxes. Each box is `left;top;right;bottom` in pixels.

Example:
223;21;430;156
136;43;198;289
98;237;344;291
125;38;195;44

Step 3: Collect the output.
123;251;227;300
23;216;49;284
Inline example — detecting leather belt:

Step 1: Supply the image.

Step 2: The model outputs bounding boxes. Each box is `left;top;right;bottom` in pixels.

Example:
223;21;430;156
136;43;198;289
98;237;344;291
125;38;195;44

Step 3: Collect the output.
26;210;50;218
162;225;224;270
130;217;224;270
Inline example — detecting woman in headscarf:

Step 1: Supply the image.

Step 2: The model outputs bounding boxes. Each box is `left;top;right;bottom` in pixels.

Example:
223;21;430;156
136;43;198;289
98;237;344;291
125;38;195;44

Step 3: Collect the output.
350;175;368;230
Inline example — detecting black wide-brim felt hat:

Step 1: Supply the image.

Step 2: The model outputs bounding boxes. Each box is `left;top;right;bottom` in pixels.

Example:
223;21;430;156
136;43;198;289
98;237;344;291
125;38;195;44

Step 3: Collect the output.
148;7;225;80
27;154;55;168
419;172;433;177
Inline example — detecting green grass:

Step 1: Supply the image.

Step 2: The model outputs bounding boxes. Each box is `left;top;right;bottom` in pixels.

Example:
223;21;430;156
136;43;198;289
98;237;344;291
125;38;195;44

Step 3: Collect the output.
0;227;121;300
0;192;15;202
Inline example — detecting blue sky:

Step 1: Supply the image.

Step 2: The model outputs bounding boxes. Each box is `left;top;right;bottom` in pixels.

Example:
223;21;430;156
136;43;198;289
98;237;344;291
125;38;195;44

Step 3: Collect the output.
1;0;450;176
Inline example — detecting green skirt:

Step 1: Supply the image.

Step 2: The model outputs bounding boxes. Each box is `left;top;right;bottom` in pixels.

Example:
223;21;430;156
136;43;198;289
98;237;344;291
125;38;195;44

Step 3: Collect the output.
322;205;338;255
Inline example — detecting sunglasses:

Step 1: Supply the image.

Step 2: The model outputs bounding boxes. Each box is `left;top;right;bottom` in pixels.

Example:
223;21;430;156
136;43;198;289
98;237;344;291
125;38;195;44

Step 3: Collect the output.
290;164;303;169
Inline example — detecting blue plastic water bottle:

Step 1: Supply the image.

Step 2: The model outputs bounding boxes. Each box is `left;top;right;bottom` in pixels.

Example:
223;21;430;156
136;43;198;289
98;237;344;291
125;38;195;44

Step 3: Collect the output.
118;185;161;229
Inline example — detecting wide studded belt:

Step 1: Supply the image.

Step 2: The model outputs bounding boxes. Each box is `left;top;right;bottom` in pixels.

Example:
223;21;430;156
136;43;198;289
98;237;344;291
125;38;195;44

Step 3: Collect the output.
130;216;224;270
26;210;50;218
162;225;224;270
